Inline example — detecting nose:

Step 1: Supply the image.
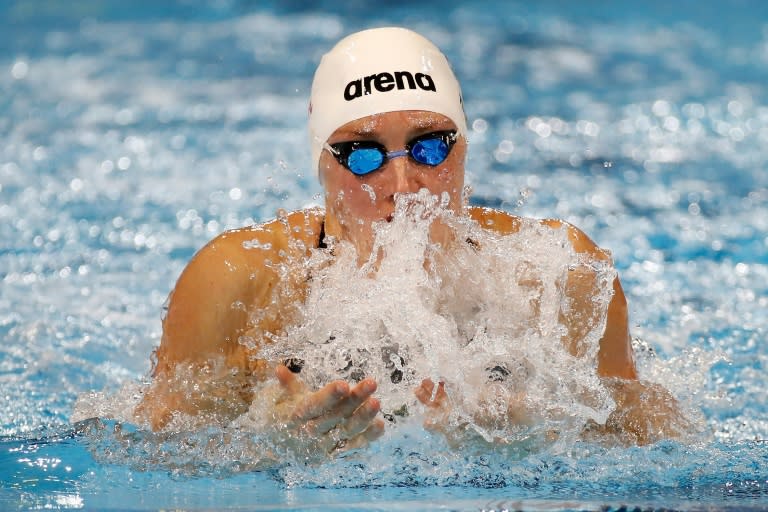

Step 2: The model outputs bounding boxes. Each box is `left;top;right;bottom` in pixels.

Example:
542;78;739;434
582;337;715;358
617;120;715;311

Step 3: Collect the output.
389;154;421;195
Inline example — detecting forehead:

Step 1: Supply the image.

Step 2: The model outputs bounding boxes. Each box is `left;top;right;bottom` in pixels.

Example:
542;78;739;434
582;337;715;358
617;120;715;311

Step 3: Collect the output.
330;110;456;139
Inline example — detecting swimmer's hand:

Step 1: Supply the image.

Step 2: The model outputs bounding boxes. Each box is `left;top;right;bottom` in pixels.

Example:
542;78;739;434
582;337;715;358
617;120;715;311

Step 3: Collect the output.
414;378;451;432
265;365;385;460
414;378;533;448
413;379;465;448
583;378;694;446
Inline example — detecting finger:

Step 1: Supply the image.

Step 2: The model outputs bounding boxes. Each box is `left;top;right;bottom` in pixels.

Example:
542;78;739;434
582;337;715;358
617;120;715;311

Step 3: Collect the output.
338;378;377;416
293;380;349;421
313;414;343;436
342;417;386;451
414;378;435;405
341;397;381;438
364;417;386;442
309;379;378;434
434;381;448;404
275;364;305;395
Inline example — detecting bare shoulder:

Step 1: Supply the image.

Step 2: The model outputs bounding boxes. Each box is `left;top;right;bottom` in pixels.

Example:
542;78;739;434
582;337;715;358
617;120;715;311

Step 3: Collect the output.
169;208;323;302
468;205;523;235
193;207;325;262
170;206;325;315
155;207;325;370
467;206;611;261
468;206;635;379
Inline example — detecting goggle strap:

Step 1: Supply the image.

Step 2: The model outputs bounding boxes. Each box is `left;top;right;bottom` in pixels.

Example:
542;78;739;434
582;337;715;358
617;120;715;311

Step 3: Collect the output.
323;142;340;156
386;149;409;159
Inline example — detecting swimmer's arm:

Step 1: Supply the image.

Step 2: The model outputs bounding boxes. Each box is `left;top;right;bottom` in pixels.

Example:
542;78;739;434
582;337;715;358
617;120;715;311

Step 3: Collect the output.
467;208;636;378
136;209;326;430
154;228;275;370
584;377;693;445
416;378;690;448
465;210;687;445
549;221;692;444
136;228;277;429
541;219;637;379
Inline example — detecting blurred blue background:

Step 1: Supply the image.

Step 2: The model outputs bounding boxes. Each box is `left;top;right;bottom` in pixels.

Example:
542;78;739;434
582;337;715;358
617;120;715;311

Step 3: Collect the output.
1;1;767;510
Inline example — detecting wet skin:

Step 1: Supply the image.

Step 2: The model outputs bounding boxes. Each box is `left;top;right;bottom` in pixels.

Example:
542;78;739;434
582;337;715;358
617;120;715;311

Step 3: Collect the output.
138;109;687;452
319;110;466;264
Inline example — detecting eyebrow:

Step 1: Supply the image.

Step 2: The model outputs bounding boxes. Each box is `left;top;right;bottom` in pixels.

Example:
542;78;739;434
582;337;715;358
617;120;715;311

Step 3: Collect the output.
336;119;455;140
345;127;378;137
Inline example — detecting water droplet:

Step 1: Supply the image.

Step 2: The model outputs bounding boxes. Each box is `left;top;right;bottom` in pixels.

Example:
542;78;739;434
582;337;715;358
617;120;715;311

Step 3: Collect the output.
11;60;28;79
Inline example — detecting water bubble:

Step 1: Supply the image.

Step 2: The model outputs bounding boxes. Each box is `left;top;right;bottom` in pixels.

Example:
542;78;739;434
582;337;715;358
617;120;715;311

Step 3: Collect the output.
576;120;600;137
171;134;186;149
117;157;131;170
527;117;552;138
32;146;47;161
729;127;745;141
663;116;680;132
727;100;744;117
242;240;272;250
11;60;28;79
47;229;61;242
361;184;376;202
472;118;488;134
568;154;582;167
652;100;671;117
125;135;147;153
688;203;701;216
115;109;135;125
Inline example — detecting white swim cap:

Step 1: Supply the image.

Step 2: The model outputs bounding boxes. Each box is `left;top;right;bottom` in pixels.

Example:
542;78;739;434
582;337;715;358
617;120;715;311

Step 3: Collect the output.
308;27;467;172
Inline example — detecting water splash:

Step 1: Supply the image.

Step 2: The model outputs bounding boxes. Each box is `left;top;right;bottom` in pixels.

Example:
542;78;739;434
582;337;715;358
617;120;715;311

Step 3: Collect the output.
259;190;620;448
67;190;717;478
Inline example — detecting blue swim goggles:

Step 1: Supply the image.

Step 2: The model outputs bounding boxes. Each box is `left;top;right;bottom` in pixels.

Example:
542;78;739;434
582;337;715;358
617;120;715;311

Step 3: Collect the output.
324;130;458;176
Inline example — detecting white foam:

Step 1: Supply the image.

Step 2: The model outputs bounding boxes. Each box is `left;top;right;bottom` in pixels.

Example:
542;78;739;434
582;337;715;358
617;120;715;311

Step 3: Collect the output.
72;191;708;466
257;190;619;446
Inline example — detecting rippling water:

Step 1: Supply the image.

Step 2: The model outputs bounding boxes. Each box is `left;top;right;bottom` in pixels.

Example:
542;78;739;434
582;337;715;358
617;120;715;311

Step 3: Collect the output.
1;1;767;510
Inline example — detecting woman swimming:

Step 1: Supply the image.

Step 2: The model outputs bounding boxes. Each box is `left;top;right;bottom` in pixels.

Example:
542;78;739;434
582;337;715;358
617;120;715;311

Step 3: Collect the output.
135;27;688;456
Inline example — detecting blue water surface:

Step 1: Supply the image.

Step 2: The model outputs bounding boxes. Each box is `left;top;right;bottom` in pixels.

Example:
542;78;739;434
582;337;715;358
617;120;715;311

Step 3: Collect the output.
1;1;767;510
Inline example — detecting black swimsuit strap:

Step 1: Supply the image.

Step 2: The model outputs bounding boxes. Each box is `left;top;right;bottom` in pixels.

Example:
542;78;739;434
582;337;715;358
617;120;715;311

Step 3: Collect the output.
318;220;327;249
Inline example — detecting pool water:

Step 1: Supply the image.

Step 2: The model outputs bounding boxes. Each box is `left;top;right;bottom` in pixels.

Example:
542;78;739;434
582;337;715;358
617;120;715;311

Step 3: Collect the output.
2;1;768;510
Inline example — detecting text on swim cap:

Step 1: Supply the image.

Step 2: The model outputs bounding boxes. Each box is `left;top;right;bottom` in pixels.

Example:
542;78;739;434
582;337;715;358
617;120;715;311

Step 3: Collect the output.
343;71;436;101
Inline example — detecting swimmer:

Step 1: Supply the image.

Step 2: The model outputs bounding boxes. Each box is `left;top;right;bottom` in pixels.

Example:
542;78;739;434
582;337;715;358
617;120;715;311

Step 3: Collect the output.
135;27;688;452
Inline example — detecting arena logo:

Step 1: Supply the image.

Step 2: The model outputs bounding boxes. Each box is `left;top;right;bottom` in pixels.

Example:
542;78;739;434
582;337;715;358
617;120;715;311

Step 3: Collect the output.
343;71;436;101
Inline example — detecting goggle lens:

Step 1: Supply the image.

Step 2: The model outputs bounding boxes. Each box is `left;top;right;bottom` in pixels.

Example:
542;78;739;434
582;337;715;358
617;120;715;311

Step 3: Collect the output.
411;137;449;166
347;148;385;175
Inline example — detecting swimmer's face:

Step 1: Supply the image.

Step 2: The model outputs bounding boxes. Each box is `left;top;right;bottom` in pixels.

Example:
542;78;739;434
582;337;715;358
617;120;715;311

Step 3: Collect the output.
319;110;466;262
